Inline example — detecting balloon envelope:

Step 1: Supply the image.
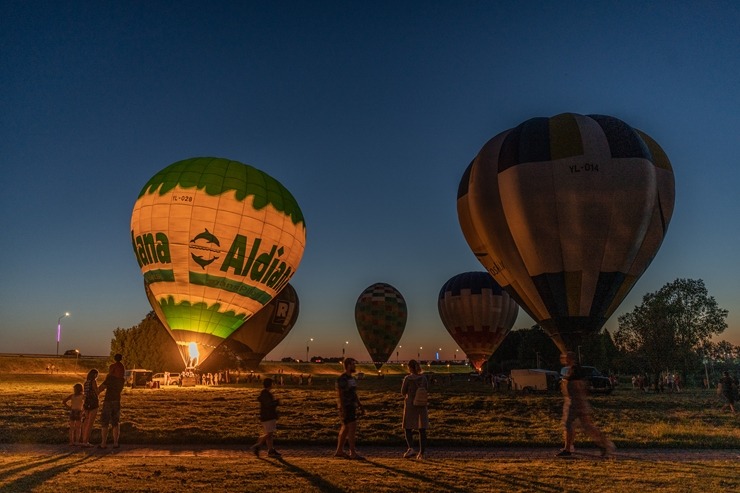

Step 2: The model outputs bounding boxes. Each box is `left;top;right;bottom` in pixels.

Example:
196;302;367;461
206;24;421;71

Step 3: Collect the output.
438;272;519;371
355;283;407;370
218;283;300;369
131;157;306;366
459;114;674;352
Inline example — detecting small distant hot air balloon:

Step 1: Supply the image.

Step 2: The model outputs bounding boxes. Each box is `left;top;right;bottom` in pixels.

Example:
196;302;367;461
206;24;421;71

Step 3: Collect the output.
438;272;519;372
217;283;300;369
131;157;306;367
459;113;674;353
355;283;407;370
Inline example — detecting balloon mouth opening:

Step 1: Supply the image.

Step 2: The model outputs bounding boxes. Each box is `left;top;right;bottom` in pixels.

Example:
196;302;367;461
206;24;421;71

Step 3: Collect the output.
176;342;200;367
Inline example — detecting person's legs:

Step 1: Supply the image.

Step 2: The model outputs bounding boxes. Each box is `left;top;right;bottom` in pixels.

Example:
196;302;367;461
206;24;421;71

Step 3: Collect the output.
580;415;615;455
82;409;97;445
266;432;274;450
404;429;414;449
418;428;427;458
346;421;358;456
73;420;82;444
100;426;109;447
335;423;348;456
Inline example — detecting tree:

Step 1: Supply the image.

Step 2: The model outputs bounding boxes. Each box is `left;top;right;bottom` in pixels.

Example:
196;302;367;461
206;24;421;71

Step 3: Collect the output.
614;278;728;377
109;312;183;372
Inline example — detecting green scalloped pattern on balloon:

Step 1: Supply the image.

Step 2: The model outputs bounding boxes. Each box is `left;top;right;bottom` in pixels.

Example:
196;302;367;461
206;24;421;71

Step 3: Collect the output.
158;296;248;340
189;272;273;305
137;157;305;227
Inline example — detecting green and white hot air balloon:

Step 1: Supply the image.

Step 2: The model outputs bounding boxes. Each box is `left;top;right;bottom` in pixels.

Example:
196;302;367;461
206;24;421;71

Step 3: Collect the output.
131;157;306;367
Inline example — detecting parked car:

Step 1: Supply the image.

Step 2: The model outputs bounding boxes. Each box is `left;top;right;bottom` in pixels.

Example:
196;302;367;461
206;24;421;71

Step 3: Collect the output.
560;366;613;394
152;372;180;386
63;349;80;357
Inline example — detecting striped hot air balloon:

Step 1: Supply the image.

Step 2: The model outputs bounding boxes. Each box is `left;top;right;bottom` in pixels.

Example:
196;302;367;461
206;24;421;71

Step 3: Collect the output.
355;283;407;370
131;157;306;367
459;113;675;353
438;272;519;372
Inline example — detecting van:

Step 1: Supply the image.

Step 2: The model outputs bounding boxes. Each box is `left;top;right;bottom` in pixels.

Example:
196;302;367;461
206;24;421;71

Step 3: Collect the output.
510;369;561;392
124;369;153;388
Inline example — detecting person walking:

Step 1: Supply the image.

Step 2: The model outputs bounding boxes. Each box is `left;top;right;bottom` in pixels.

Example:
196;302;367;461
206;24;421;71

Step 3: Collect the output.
557;351;616;457
719;371;736;413
97;355;125;448
334;357;363;459
249;378;281;457
62;383;84;446
80;369;100;447
401;359;429;460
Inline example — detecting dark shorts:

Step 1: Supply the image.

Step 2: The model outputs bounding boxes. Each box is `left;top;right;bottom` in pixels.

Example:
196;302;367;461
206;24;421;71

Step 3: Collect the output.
101;400;121;427
562;398;591;431
340;405;357;424
70;409;82;422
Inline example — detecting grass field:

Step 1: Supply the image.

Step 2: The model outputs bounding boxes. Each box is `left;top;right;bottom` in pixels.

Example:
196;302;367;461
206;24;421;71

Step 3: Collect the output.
1;357;738;492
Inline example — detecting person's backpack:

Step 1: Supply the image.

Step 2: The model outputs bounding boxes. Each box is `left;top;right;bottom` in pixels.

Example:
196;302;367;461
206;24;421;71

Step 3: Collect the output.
412;382;429;406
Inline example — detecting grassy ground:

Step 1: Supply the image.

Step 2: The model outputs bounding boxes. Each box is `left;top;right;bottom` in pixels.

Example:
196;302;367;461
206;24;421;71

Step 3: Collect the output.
0;362;737;448
1;357;737;492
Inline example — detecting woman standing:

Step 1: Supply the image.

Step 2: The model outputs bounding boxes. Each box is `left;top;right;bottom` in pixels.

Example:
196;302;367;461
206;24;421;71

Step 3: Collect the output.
401;359;429;460
81;369;99;446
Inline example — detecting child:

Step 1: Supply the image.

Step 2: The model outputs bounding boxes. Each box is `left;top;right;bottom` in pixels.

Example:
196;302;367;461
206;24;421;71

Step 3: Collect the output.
249;378;281;457
62;383;84;446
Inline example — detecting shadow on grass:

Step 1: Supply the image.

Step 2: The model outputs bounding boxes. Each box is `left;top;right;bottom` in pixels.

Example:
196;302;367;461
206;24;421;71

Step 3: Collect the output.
361;457;470;492
262;456;345;493
453;459;564;492
0;453;103;491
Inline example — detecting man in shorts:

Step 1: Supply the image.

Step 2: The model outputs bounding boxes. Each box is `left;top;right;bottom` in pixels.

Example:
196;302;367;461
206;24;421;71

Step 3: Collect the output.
98;355;125;448
557;351;616;457
334;357;364;459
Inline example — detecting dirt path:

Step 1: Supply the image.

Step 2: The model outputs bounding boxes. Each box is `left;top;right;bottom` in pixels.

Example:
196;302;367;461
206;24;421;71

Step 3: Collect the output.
2;443;738;461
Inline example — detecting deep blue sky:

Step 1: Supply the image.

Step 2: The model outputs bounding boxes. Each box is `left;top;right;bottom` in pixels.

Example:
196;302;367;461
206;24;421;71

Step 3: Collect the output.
2;1;739;361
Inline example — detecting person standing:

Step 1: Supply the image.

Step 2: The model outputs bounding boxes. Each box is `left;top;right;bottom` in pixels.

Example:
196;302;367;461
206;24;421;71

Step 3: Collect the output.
719;371;736;413
80;369;100;446
98;356;125;448
557;351;615;457
334;357;363;459
62;383;84;446
249;378;281;457
401;359;429;460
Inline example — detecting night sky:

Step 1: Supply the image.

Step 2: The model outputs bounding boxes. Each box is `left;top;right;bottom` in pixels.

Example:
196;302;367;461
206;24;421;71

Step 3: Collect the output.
2;1;739;361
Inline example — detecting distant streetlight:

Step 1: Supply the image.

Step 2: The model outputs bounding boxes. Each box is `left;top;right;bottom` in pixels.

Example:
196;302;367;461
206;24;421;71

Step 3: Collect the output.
306;337;313;363
342;341;348;360
418;346;422;360
397;345;402;363
56;312;70;356
455;349;459;361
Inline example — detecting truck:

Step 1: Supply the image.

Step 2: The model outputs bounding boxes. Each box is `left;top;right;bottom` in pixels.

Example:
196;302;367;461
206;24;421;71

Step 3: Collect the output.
510;369;561;392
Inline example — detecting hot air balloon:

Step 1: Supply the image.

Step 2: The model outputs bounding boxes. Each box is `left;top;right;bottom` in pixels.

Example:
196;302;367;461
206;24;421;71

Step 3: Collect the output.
131;157;306;367
459;113;674;353
355;283;407;370
217;283;300;369
438;272;519;372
